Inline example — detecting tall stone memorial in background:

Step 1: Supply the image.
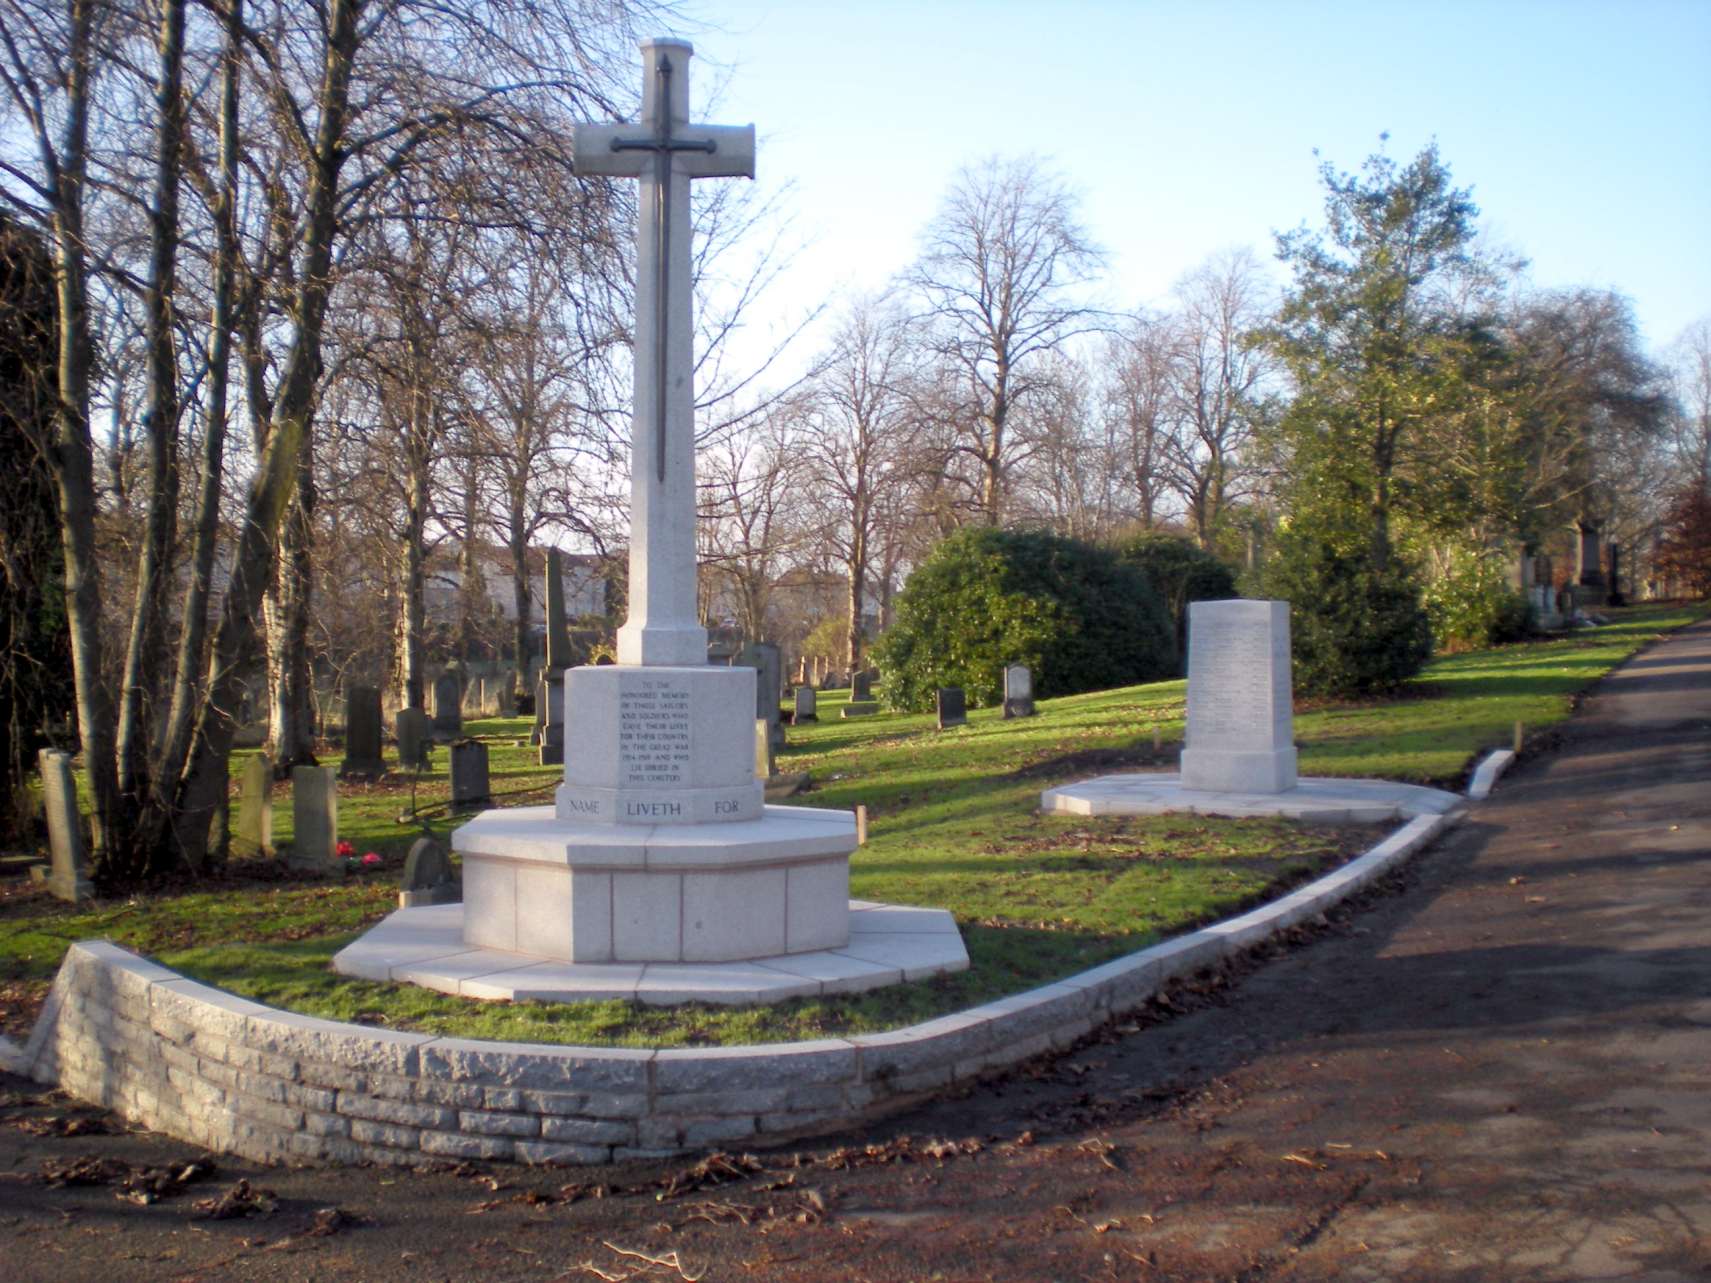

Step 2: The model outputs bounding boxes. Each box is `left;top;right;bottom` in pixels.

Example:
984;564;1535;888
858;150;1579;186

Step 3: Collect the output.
451;40;860;965
537;548;573;765
1179;599;1297;794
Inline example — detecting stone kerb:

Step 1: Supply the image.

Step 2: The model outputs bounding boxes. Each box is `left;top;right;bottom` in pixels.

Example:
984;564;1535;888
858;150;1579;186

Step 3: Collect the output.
20;799;1476;1168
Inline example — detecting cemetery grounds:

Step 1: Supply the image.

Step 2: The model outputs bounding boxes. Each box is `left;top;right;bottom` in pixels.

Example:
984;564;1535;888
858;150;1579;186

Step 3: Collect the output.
1;601;1703;1054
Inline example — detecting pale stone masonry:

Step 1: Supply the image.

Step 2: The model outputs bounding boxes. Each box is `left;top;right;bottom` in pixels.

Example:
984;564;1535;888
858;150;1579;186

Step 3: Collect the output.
21;809;1462;1167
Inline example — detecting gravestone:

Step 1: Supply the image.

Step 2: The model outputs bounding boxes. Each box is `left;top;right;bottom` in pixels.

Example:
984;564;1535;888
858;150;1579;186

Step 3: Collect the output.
33;749;92;902
537;549;573;764
936;687;967;730
496;681;517;717
235;753;275;856
850;669;873;702
431;673;462;737
794;685;818;723
1002;664;1035;719
339;685;387;778
1575;519;1604;589
1606;541;1624;606
450;740;491;810
399;836;459;908
1178;599;1297;794
395;706;431;769
754;717;775;779
290;765;338;871
734;641;784;748
536;673;564;766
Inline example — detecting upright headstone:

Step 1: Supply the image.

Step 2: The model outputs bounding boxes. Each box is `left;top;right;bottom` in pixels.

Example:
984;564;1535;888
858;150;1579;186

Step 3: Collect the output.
395;706;431;769
496;681;517;717
1002;664;1034;719
545;549;572;670
1179;599;1297;794
537;672;564;766
1575;519;1604;589
936;687;967;730
793;685;818;723
1606;541;1624;606
735;642;784;748
399;837;459;908
850;669;873;703
339;685;387;778
235;753;275;856
450;740;491;810
431;673;462;737
34;749;92;902
290;765;338;871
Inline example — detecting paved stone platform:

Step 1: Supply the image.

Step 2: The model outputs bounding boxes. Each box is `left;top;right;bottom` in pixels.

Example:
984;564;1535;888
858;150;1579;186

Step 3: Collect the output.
1040;771;1463;822
332;899;968;1005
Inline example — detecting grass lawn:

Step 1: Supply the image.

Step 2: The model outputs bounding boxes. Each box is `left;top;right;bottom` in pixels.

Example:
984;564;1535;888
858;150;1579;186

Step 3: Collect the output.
1;600;1702;1048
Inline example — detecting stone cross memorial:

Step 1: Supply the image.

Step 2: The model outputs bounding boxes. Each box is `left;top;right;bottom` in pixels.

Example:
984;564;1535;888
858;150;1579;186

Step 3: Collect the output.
450;40;858;966
1178;599;1297;794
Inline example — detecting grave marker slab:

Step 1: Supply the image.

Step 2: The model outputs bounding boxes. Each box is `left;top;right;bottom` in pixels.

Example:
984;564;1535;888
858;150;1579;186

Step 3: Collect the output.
450;740;491;810
1179;599;1297;794
235;753;275;857
851;670;873;702
290;766;339;871
431;673;462;737
936;687;967;730
399;836;459;908
395;706;431;769
1002;664;1034;719
34;749;92;902
339;685;387;778
794;685;818;723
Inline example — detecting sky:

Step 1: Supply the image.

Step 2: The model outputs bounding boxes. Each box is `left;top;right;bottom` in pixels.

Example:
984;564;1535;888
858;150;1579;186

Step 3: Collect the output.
652;0;1710;379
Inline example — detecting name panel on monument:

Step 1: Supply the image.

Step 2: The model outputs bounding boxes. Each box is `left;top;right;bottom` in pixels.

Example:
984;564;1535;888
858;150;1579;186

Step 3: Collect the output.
1187;612;1281;748
617;674;693;787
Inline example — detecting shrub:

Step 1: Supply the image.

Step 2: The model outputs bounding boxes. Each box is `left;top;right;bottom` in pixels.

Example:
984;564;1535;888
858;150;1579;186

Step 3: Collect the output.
1259;533;1433;698
1420;549;1533;651
1114;533;1239;673
873;527;1175;712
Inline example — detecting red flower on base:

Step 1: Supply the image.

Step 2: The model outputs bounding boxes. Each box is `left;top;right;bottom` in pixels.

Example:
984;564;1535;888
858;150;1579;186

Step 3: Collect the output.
335;840;355;859
361;852;382;867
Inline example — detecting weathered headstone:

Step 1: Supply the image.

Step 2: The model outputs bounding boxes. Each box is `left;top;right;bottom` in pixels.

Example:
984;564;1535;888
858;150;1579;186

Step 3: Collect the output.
936;687;967;730
1002;663;1035;719
793;685;818;723
850;669;873;702
431;673;462;737
339;685;387;778
496;681;517;717
450;740;491;810
33;749;92;901
754;717;775;779
536;672;564;766
234;752;275;857
290;765;338;871
395;706;431;769
735;642;784;748
1179;599;1297;794
399;836;459;908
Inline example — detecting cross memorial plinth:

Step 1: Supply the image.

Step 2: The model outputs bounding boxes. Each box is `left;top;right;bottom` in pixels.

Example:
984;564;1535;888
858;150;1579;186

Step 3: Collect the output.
447;39;859;968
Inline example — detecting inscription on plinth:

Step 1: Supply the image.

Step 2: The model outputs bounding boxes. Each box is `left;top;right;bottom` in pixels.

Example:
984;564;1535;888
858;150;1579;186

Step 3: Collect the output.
618;673;693;787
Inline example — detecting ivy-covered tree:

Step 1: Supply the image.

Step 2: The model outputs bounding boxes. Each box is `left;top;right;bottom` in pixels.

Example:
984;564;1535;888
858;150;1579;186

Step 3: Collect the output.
1263;144;1486;566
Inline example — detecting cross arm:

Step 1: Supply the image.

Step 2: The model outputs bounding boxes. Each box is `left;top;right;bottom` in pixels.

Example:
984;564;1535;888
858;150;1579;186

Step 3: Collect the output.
571;122;755;180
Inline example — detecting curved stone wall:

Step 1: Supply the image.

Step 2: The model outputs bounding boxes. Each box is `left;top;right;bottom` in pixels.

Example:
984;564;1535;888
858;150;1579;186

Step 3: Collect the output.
16;811;1458;1167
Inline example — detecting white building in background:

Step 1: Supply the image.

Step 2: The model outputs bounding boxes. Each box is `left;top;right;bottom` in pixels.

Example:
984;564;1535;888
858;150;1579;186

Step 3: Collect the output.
422;544;612;629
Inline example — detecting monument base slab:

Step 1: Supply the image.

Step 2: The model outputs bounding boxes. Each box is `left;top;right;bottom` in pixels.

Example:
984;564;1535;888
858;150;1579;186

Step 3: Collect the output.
452;804;859;963
1041;772;1463;824
1179;745;1298;794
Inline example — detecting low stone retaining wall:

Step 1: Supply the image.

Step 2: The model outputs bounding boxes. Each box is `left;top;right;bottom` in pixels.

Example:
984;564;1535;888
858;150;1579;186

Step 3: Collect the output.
14;810;1460;1167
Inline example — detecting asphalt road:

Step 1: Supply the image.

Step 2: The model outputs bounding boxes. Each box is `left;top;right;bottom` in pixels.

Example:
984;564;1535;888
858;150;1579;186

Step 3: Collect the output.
3;617;1709;1282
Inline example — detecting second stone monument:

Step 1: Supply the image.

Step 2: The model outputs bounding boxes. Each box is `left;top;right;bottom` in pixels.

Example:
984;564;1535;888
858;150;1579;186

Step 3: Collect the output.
1178;599;1297;794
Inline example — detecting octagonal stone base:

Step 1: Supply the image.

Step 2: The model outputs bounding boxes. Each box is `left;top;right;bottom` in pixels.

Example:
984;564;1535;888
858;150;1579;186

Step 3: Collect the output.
451;803;859;964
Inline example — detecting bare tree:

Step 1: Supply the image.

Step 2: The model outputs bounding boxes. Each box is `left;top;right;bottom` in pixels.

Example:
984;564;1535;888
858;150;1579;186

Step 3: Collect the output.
698;403;804;642
1160;248;1275;548
1102;311;1174;530
905;155;1105;525
801;294;923;673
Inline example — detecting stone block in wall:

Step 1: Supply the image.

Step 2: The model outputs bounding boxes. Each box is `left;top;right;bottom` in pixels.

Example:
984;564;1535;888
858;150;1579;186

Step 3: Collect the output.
421;1130;516;1161
652;1039;857;1094
851;1012;994;1084
418;1038;651;1094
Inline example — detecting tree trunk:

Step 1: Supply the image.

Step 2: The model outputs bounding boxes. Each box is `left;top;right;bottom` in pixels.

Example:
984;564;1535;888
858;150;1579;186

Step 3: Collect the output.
148;0;243;867
508;495;531;701
845;516;867;677
266;436;317;771
172;0;360;870
458;474;481;663
398;461;429;709
116;0;188;815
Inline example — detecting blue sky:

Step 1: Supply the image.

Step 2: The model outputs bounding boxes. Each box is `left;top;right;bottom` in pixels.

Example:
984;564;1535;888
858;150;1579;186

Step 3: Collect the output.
664;0;1710;371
